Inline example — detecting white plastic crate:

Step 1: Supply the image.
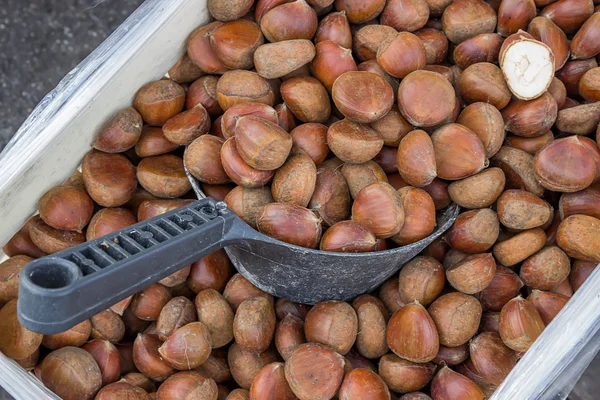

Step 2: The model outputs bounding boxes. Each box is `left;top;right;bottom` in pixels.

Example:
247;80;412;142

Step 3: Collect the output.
0;0;598;398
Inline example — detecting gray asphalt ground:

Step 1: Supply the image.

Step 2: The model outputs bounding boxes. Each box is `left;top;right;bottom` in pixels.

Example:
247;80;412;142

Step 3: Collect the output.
0;1;598;399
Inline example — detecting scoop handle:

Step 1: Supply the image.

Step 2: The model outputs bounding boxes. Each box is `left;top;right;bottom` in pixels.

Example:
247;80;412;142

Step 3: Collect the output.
18;198;236;334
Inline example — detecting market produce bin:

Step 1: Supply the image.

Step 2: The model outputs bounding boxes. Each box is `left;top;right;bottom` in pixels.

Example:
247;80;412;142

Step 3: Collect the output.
0;0;598;398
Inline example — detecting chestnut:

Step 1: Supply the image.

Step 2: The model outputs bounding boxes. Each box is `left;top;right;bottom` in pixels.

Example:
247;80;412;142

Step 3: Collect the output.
135;126;179;157
220;103;278;140
381;0;430;32
0;256;32;305
398;256;444;306
95;382;150;400
570;12;600;59
82;339;121;386
254;40;316;79
309;164;352;226
304;301;357;355
458;62;511;109
490;146;544;196
40;347;102;400
334;0;385;22
120;372;157;393
527;290;569;324
229;344;279;389
453;33;503;69
555;102;600;136
137;199;194;221
156;296;197;341
315;11;352;48
134;79;185;126
86;208;137;241
275;314;306;360
224;273;274;311
271;154;317;207
221;137;275;188
446;253;496;294
257;202;322;248
186;76;223;117
133;333;175;381
431;123;487;180
208;0;253;21
290;123;329;165
448;168;505;209
556;214;600;262
163;105;211;147
379;354;436;393
502;93;558;140
248;362;297;400
339;368;391;399
260;0;318;42
195;288;235;348
376;32;427;79
352;297;388;359
196;349;232;383
82;150;137;207
374;146;400;173
93;107;143;153
369;105;413;147
234;116;293;171
187;22;230;74
168;52;205;84
540;0;594;34
327;119;384;163
528;17;570;71
559;184;600;220
446;209;499;253
398;70;456;128
310;40;358;91
281;77;331;123
387;302;439;363
352;181;405;239
158;322;212;369
233;297;276;353
42;319;92;350
414;29;449;65
275;299;311;321
380;276;407;314
320;220;378;252
90;309;126;343
477;266;523;311
284;343;345;399
556;58;597;98
422;178;451;210
225;186;274;229
497;0;536;37
579;67;600;102
341;161;388;198
520;246;571;291
441;0;497;44
354;25;397;61
570;260;597;292
479;312;501;333
210;20;263;70
391;187;436;245
428;292;482;347
548;77;567;109
433;344;469;366
130;283;173;322
0;300;42;359
332;71;394;124
216;70;275;111
506;132;555;155
157;371;218;400
228;389;251;400
469;332;517;387
499;296;545;351
2;218;46;259
497;189;553;230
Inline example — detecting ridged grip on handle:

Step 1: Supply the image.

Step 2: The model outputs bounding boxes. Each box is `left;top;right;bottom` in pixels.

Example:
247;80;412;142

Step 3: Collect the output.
18;199;236;334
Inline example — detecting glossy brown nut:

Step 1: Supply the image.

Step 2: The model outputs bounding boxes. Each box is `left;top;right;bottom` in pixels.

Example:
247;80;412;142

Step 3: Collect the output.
432;366;486;399
303;301;357;356
540;0;594;34
186;76;222;117
497;0;536;36
422;178;451;210
379;276;406;314
491;146;544;196
0;256;31;305
499;296;545;351
470;332;518;386
119;372;157;393
431;123;487;180
374;146;400;173
155;296;196;341
193;349;230;384
570;259;597;291
528;17;570;71
216;70;274;111
210;20;263;70
448;168;505;209
320;220;378;253
162;106;210;147
137;155;191;198
556;215;600;262
311;40;358;91
370;106;414;147
86;208;136;241
290;123;329;165
168;53;205;84
398;71;456;128
224;186;273;229
477;266;523;311
284;343;345;399
527;290;569;324
233;297;276;354
339;368;391;399
458;63;511;110
281;77;331;124
158;322;212;370
559;183;600;221
208;0;253;21
493;228;547;267
397;256;444;306
453;33;503;69
497;189;553;230
224;274;274;312
95;382;150;400
376;32;427;79
391;187;436;245
446;209;499;254
342;161;388;198
221;137;275;188
441;0;497;44
334;0;386;23
222;105;277;140
315;11;352;48
133;334;176;381
534;136;597;192
28;215;85;254
134;79;185;126
352;299;388;359
90;309;125;343
446;253;496;294
430;292;482;347
555;101;600;136
82;150;137;207
157;371;218;400
547;78;567;110
40;347;102;400
456;102;504;158
194;288;235;348
505;132;554;155
40;319;91;352
351;181;405;239
233;116;293;171
254;40;316;80
381;0;430;31
2;218;46;259
556;58;598;98
249;363;297;400
135;126;178;157
579;67;600;102
414;29;448;65
332;71;394;124
93;107;143;153
272;154;317;207
308;164;351;226
570;12;600;59
327;119;384;163
379;354;435;393
260;0;318;42
433;344;469;366
257;202;322;248
387;302;439;362
184;134;228;184
187;250;232;294
187;22;230;74
228;389;251;400
130;283;172;322
354;25;397;61
82;339;121;386
275;314;306;360
275;299;311;321
0;300;42;359
501;93;557;139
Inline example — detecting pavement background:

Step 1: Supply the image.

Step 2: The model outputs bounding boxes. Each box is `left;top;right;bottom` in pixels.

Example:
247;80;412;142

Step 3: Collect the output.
0;1;598;399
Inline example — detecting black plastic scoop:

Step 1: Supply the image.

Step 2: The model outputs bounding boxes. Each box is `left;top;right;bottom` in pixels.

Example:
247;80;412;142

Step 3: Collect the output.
18;166;458;334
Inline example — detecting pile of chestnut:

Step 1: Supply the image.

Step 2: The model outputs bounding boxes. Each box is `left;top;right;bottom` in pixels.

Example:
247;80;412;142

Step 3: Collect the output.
1;0;600;396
